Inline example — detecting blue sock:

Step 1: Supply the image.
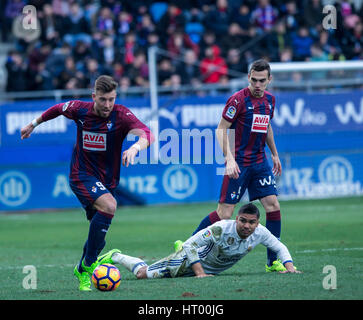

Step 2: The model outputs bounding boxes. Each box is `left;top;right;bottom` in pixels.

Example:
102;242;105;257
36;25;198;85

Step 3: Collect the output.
78;239;106;273
266;210;281;266
84;211;112;267
192;211;220;235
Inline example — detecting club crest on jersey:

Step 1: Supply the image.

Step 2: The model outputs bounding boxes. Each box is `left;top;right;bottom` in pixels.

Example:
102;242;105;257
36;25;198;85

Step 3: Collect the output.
91;186;97;193
225;106;236;119
251;114;270;133
227;237;235;245
106;121;113;130
83;131;106;151
230;191;236;200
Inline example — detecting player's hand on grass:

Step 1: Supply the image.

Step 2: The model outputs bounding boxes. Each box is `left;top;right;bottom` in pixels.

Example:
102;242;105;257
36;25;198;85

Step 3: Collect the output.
279;262;302;273
122;146;138;167
20;123;35;139
195;273;214;278
279;269;302;274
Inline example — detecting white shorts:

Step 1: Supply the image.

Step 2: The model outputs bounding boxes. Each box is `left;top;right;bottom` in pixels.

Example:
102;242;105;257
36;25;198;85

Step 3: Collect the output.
145;250;194;278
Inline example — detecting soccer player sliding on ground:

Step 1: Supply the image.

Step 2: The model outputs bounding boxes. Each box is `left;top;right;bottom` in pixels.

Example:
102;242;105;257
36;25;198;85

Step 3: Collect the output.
20;75;154;291
104;203;301;279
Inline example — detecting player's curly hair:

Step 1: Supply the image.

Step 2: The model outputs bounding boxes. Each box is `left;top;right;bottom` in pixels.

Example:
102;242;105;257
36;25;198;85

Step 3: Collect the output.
249;59;271;77
238;202;260;219
94;75;118;93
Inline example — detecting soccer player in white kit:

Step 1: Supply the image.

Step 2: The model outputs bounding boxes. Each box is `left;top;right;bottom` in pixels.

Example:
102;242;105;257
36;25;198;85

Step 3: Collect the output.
109;203;300;279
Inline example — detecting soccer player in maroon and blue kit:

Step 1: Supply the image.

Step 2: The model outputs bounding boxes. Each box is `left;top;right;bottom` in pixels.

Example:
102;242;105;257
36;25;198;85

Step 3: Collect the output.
178;60;285;272
21;75;154;290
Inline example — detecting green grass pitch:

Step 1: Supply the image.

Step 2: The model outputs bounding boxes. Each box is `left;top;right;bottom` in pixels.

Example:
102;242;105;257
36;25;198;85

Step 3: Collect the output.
0;196;362;301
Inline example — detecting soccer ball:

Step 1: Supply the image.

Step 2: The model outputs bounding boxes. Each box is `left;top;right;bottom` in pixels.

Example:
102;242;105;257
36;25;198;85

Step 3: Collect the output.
92;263;121;291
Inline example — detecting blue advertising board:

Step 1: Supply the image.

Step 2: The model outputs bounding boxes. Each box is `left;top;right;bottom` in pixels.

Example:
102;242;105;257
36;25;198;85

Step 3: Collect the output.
1;90;363;211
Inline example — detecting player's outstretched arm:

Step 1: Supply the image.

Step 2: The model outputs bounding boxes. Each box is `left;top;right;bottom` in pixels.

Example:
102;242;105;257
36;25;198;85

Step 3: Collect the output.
20;116;43;139
191;262;213;278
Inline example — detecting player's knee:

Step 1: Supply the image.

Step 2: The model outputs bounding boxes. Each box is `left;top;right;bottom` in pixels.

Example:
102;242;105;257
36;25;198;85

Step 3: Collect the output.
217;204;235;219
102;198;117;216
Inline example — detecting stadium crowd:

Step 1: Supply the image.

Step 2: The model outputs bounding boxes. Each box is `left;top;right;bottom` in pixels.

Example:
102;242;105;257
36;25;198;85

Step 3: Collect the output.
2;0;363;92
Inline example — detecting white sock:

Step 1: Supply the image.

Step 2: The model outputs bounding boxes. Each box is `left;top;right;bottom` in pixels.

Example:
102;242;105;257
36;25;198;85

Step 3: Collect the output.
112;252;147;276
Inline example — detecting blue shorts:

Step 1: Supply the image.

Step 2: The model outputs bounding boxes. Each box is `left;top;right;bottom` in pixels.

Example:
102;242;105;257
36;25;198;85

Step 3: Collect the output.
70;175;115;220
219;160;277;204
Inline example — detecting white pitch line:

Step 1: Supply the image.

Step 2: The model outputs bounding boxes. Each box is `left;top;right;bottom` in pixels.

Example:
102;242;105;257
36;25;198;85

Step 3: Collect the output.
1;248;362;270
295;247;363;254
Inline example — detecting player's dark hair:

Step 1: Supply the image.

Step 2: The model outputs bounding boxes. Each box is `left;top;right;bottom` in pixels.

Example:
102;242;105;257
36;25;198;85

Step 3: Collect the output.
249;59;271;77
238;203;260;219
94;75;117;93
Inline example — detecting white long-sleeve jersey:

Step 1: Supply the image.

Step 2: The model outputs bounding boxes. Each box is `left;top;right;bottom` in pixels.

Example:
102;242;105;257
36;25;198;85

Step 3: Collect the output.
182;220;292;275
146;220;293;278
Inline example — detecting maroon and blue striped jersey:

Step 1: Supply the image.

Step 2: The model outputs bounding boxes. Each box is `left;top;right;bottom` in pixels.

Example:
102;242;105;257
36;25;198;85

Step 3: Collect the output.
222;87;275;167
41;100;153;189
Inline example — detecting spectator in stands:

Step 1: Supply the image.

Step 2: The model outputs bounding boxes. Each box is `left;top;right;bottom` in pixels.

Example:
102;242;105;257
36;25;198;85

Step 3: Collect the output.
136;13;155;47
198;30;217;59
200;45;228;83
35;62;55;91
3;0;362;93
266;20;292;62
283;1;301;33
3;0;25;42
5;50;28;91
158;58;175;86
146;31;161;47
291;25;314;61
84;58;103;88
112;61;124;83
231;4;252;33
343;19;363;60
303;0;324;37
92;6;115;36
115;10;134;46
122;31;141;65
184;6;205;45
39;3;64;46
73;40;92;70
124;50;148;87
58;56;78;89
119;75;131;97
44;42;72;79
203;0;232;37
318;30;345;61
226;48;247;77
309;43;329;62
99;36;118;69
251;0;278;32
220;23;245;56
156;3;186;46
176;49;200;85
28;43;52;76
167;29;200;59
63;2;92;46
